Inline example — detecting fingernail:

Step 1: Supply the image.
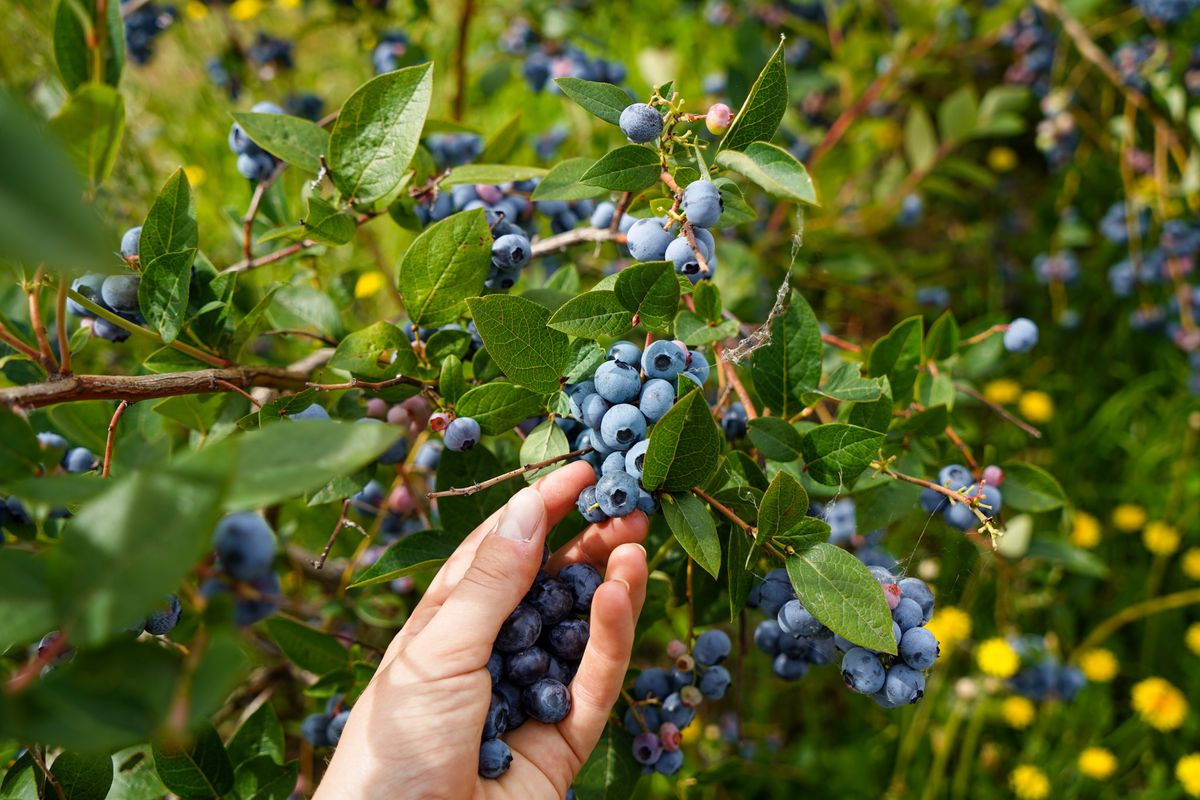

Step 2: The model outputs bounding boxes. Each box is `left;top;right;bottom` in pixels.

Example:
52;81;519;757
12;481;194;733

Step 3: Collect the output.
611;577;632;594
493;487;544;542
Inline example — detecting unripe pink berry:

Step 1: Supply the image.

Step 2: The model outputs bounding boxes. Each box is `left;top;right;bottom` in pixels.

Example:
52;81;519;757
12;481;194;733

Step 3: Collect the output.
666;640;688;660
388;486;415;515
401;396;431;427
366;398;389;419
475;184;504;205
386;405;411;427
982;465;1005;487
883;582;902;610
674;653;695;673
706;103;733;135
429;411;451;432
680;685;704;707
659;722;682;751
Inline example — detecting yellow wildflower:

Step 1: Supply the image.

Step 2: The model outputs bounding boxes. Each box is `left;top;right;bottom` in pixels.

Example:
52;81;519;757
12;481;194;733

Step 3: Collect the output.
984;378;1021;405
1181;548;1200;580
1018;391;1054;423
186;1;208;18
1178;753;1200;798
1143;521;1180;556
1071;511;1101;548
229;0;263;21
354;271;388;299
1112;504;1146;532
988;146;1018;173
1078;747;1117;780
1078;649;1118;683
182;165;207;187
926;607;971;651
1131;677;1188;731
1002;696;1035;729
1010;765;1050;800
1186;623;1200;657
977;637;1020;679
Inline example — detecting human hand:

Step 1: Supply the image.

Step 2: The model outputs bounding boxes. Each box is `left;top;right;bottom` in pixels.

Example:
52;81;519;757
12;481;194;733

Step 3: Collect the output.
315;461;649;799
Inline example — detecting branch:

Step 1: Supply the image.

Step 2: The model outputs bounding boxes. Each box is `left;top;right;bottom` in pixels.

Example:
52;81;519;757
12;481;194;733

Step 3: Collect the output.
1072;588;1200;657
955;382;1043;439
102;400;130;478
0;320;42;362
821;333;861;353
531;227;625;259
55;278;71;376
0;366;312;409
427;447;593;498
961;323;1007;346
692;486;785;559
712;342;757;419
309;374;430;392
28;267;59;372
67;289;230;368
242;163;286;263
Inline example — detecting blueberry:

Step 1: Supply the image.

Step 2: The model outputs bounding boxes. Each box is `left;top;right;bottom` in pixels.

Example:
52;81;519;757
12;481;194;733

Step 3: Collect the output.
655;749;684;775
590;201;616;229
484;692;509;739
694;629;731;666
892;597;923;631
601;451;627;477
841;647;886;694
682;350;710;387
636;490;658;515
772;653;809;680
721;403;748;440
757;576;795;618
62;447;96;474
626;217;674;261
67;274;105;317
898;578;934;623
938;464;972;491
350;480;386;515
527;577;574;626
36;432;68;456
641;340;686;380
1003;317;1039;352
754;619;783;655
144;594;182;636
808;637;838;665
632;730;663;765
606;340;642;367
639;379;675;423
1057;665;1086;700
899;627;939;671
833;634;855;652
101;275;140;314
487;650;504;684
233;571;281;626
120;226;142;259
505;646;550;686
919;487;948;514
495;681;525;729
777;600;824;638
599;404;645;451
547;619;589;660
444;417;481;451
624;705;661;734
523;677;572;723
698;665;731;699
302;713;332;747
634;667;672;701
558;562;603;613
596;471;639;517
968;482;1003;518
496;604;542;653
883;663;926;705
681;180;723;228
213;512;276;581
664;234;713;279
327;710;350;745
623;440;649;481
575;486;609;523
593;360;642;404
618;103;663;143
492;233;531;270
660;693;695;728
290;404;330;421
582;394;610;430
479;738;512;779
236;152;275;182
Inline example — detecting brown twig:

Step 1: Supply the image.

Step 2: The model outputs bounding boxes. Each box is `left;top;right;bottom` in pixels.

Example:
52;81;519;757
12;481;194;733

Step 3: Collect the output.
67;289;230;368
961;324;1007;347
712;343;757;419
222;240;316;275
242;163;286;263
0;320;42;362
55;278;71;376
821;333;861;353
262;329;338;346
954;382;1043;439
28;267;59;372
531;226;625;258
314;500;364;569
26;747;66;800
308;374;430;392
427;447;593;498
691;486;786;560
102;400;130;478
943;425;979;472
215;379;262;408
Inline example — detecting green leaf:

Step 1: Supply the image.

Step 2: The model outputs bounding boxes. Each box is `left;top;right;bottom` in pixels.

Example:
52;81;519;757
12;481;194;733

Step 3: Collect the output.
749;292;822;417
301;196;357;246
49;83;125;192
641;389;721;492
999;463;1066;512
674;310;738;346
329;63;433;205
273;286;344;340
547;291;633;339
108;746;168;800
152;724;234;799
50;753;113;800
139;168;198;267
440;164;547;186
2;752;42;800
905;105;938;171
439;355;467;405
425;328;472;362
398;209;493;327
227;703;285;768
572;724;641;800
786;543;896;654
232;757;298;800
713;176;757;225
800;424;884;486
715;142;817;205
614;261;679;334
520;419;569;481
747;417;804;462
263;617;348;676
758;470;809;539
455;382;545;435
662;492;721;578
139;249;197;344
232;112;329;173
774;517;832;552
478;112;523;163
693;281;722;322
554;77;633;125
579;145;661;192
0;551;55;650
566;339;606;384
727;520;752;620
349;529;458;588
467;295;571;394
868;316;924;403
938;85;979;143
329;321;416;380
718;39;787;153
0;405;41;482
531;157;608;201
48;467;225;646
802;362;887;404
53;0;124;91
435;445;515;534
925;311;960;361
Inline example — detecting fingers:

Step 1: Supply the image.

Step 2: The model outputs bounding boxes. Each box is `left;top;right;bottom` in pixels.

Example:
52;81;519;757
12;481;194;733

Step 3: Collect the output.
406;487;550;673
546;511;649;573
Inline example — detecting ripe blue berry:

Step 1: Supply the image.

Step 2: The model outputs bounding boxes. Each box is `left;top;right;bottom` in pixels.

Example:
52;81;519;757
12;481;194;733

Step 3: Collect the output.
495;604;542;653
899;627;939;671
547;619;589;660
938;464;972;491
601;451;627;476
664;234;713;280
590;201;616;228
632;731;662;765
599;403;645;451
302;713;332;747
619;103;663;143
606;340;642;366
528;577;575;626
682;350;710;387
655;749;684;775
639;379;675;422
291;404;330;421
67;274;105;317
883;663;926;705
559;562;603;613
593;360;641;404
898;578;935;624
660;693;695;728
596;470;639;517
487;651;504;684
505;646;550;686
721;403;748;440
444;417;481;451
479;738;512;779
772;653;809;680
1003;317;1039;352
699;665;731;699
754;619;783;655
919;487;948;514
693;629;731;666
582;393;610;430
841;648;886;694
777;600;824;638
144;594;182;636
484;692;509;739
101;275;140;314
523;677;572;723
63;447;96;474
492;233;531;269
642;339;687;380
626;217;674;261
636;490;658;515
634;667;672;701
213;512;276;581
120;226;142;259
681;180;723;228
327;710;350;745
624;440;649;481
575;486;609;523
892;597;923;632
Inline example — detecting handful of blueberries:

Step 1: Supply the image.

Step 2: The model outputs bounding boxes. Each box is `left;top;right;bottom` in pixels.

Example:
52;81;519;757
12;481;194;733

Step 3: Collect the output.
479;553;604;778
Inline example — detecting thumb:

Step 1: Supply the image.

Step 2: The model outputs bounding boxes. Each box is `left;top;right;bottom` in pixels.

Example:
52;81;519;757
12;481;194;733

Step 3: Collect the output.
410;487;549;672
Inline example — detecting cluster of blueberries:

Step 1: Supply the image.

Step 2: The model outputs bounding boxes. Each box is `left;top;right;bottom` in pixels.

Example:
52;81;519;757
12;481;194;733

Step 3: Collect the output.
1113;37;1168;94
67;228;146;343
1188;46;1200;96
749;567;940;708
205;512;282;626
0;432;97;540
1034;90;1080;171
1006;635;1087;702
998;6;1054;97
1133;0;1199;25
228;101;286;182
918;464;1005;532
478;556;605;778
423;133;484;169
564;339;711;521
371;31;411;75
122;1;176;65
302;695;351;750
498;20;628;93
624;630;732;776
247;32;294;76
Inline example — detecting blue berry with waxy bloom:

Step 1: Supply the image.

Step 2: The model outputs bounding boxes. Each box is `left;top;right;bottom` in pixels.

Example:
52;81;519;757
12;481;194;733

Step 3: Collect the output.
599;403;645;451
938;464;972;491
491;233;531;269
754;619;783;655
636;490;658;515
444;416;481;452
120;226;142;259
68;274;105;317
144;595;182;636
302;713;332;747
527;577;575;626
582;393;610;430
883;663;926;705
778;600;825;638
291;403;330;421
721;402;748;440
495;603;542;653
642;339;687;380
487;651;504;684
694;629;731;666
327;710;350;745
664;234;712;278
596;471;639;517
900;627;939;671
899;577;935;624
478;738;512;779
575;485;608;523
558;562;603;613
681;180;723;228
699;665;732;699
634;667;672;700
624;705;662;735
213;512;276;582
655;749;684;776
626;217;674;261
892;597;923;632
1003;317;1039;352
505;646;550;686
619;102;663;143
593;360;642;404
523;677;572;723
590;201;616;228
659;692;696;728
606;340;642;366
842;647;886;694
63;447;96;474
600;451;627;476
484;692;509;739
639;379;675;423
624;440;649;481
632;731;662;765
773;653;809;680
101;275;141;315
682;350;710;386
547;619;589;660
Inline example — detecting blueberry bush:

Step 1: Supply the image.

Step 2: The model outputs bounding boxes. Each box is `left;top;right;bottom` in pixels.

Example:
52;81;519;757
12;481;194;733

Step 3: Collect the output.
2;0;1200;797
